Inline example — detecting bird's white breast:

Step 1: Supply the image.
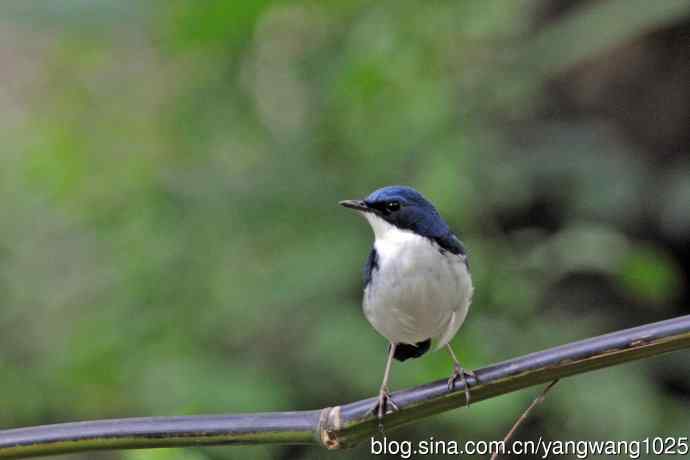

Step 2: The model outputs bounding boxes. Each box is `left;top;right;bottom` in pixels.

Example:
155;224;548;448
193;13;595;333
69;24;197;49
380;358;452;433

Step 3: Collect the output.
362;214;473;347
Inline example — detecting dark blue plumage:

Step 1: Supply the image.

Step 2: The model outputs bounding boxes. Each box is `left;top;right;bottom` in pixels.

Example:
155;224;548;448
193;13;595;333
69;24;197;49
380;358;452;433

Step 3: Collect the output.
363;248;378;287
363;185;468;266
392;339;431;361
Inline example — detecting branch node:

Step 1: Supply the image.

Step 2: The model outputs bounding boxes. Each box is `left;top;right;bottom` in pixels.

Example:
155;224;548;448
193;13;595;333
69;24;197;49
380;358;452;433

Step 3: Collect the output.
318;405;343;450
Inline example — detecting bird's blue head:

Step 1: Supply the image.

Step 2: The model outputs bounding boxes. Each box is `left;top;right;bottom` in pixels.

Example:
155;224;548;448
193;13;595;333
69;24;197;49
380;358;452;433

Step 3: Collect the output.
340;185;451;239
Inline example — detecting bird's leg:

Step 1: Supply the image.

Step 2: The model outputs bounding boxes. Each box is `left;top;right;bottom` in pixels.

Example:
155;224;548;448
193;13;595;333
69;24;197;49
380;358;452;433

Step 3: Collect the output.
372;343;399;421
446;343;476;406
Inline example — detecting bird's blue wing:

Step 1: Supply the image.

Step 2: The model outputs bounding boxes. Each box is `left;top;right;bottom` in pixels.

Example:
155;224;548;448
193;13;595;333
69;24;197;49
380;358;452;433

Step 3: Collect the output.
363;247;379;287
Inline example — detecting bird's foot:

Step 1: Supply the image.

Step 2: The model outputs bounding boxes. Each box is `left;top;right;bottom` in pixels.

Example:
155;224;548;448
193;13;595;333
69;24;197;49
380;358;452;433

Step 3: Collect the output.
371;386;399;424
447;365;477;406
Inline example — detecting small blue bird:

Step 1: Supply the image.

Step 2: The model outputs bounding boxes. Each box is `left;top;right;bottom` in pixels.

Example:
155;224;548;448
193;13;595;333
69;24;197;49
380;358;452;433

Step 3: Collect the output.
340;185;475;419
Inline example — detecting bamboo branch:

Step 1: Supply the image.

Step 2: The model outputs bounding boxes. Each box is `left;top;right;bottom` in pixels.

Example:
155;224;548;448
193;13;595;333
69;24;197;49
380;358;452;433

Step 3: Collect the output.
1;315;689;459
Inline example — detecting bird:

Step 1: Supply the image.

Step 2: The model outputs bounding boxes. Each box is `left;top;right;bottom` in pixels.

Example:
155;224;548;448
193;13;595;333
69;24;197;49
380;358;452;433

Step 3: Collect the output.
340;185;475;420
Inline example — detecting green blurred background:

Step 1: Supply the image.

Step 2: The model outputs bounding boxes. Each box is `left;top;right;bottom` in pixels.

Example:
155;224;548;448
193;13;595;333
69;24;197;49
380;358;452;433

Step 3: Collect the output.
1;1;689;459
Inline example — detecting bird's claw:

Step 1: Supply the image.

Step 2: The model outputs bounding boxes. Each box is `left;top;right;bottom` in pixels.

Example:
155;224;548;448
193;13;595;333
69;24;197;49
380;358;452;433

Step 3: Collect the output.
372;386;399;425
447;365;476;406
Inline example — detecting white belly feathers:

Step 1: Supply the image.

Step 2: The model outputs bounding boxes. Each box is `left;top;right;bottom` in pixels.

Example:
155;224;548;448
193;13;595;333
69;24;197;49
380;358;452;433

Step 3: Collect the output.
362;215;473;348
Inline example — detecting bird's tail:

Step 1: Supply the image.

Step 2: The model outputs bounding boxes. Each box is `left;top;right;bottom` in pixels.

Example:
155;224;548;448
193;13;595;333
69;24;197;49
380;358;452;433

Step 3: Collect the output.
393;339;431;361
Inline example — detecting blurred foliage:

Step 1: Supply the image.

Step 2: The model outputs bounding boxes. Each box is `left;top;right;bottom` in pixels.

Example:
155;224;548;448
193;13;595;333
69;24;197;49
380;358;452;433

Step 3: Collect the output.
1;0;689;459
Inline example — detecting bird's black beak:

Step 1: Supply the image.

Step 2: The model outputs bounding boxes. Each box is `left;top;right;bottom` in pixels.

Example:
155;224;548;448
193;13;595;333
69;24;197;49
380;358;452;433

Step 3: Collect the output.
339;199;370;212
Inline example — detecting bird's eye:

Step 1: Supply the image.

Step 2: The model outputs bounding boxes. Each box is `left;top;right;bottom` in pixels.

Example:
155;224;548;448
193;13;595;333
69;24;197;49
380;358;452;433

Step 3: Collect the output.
386;201;400;212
